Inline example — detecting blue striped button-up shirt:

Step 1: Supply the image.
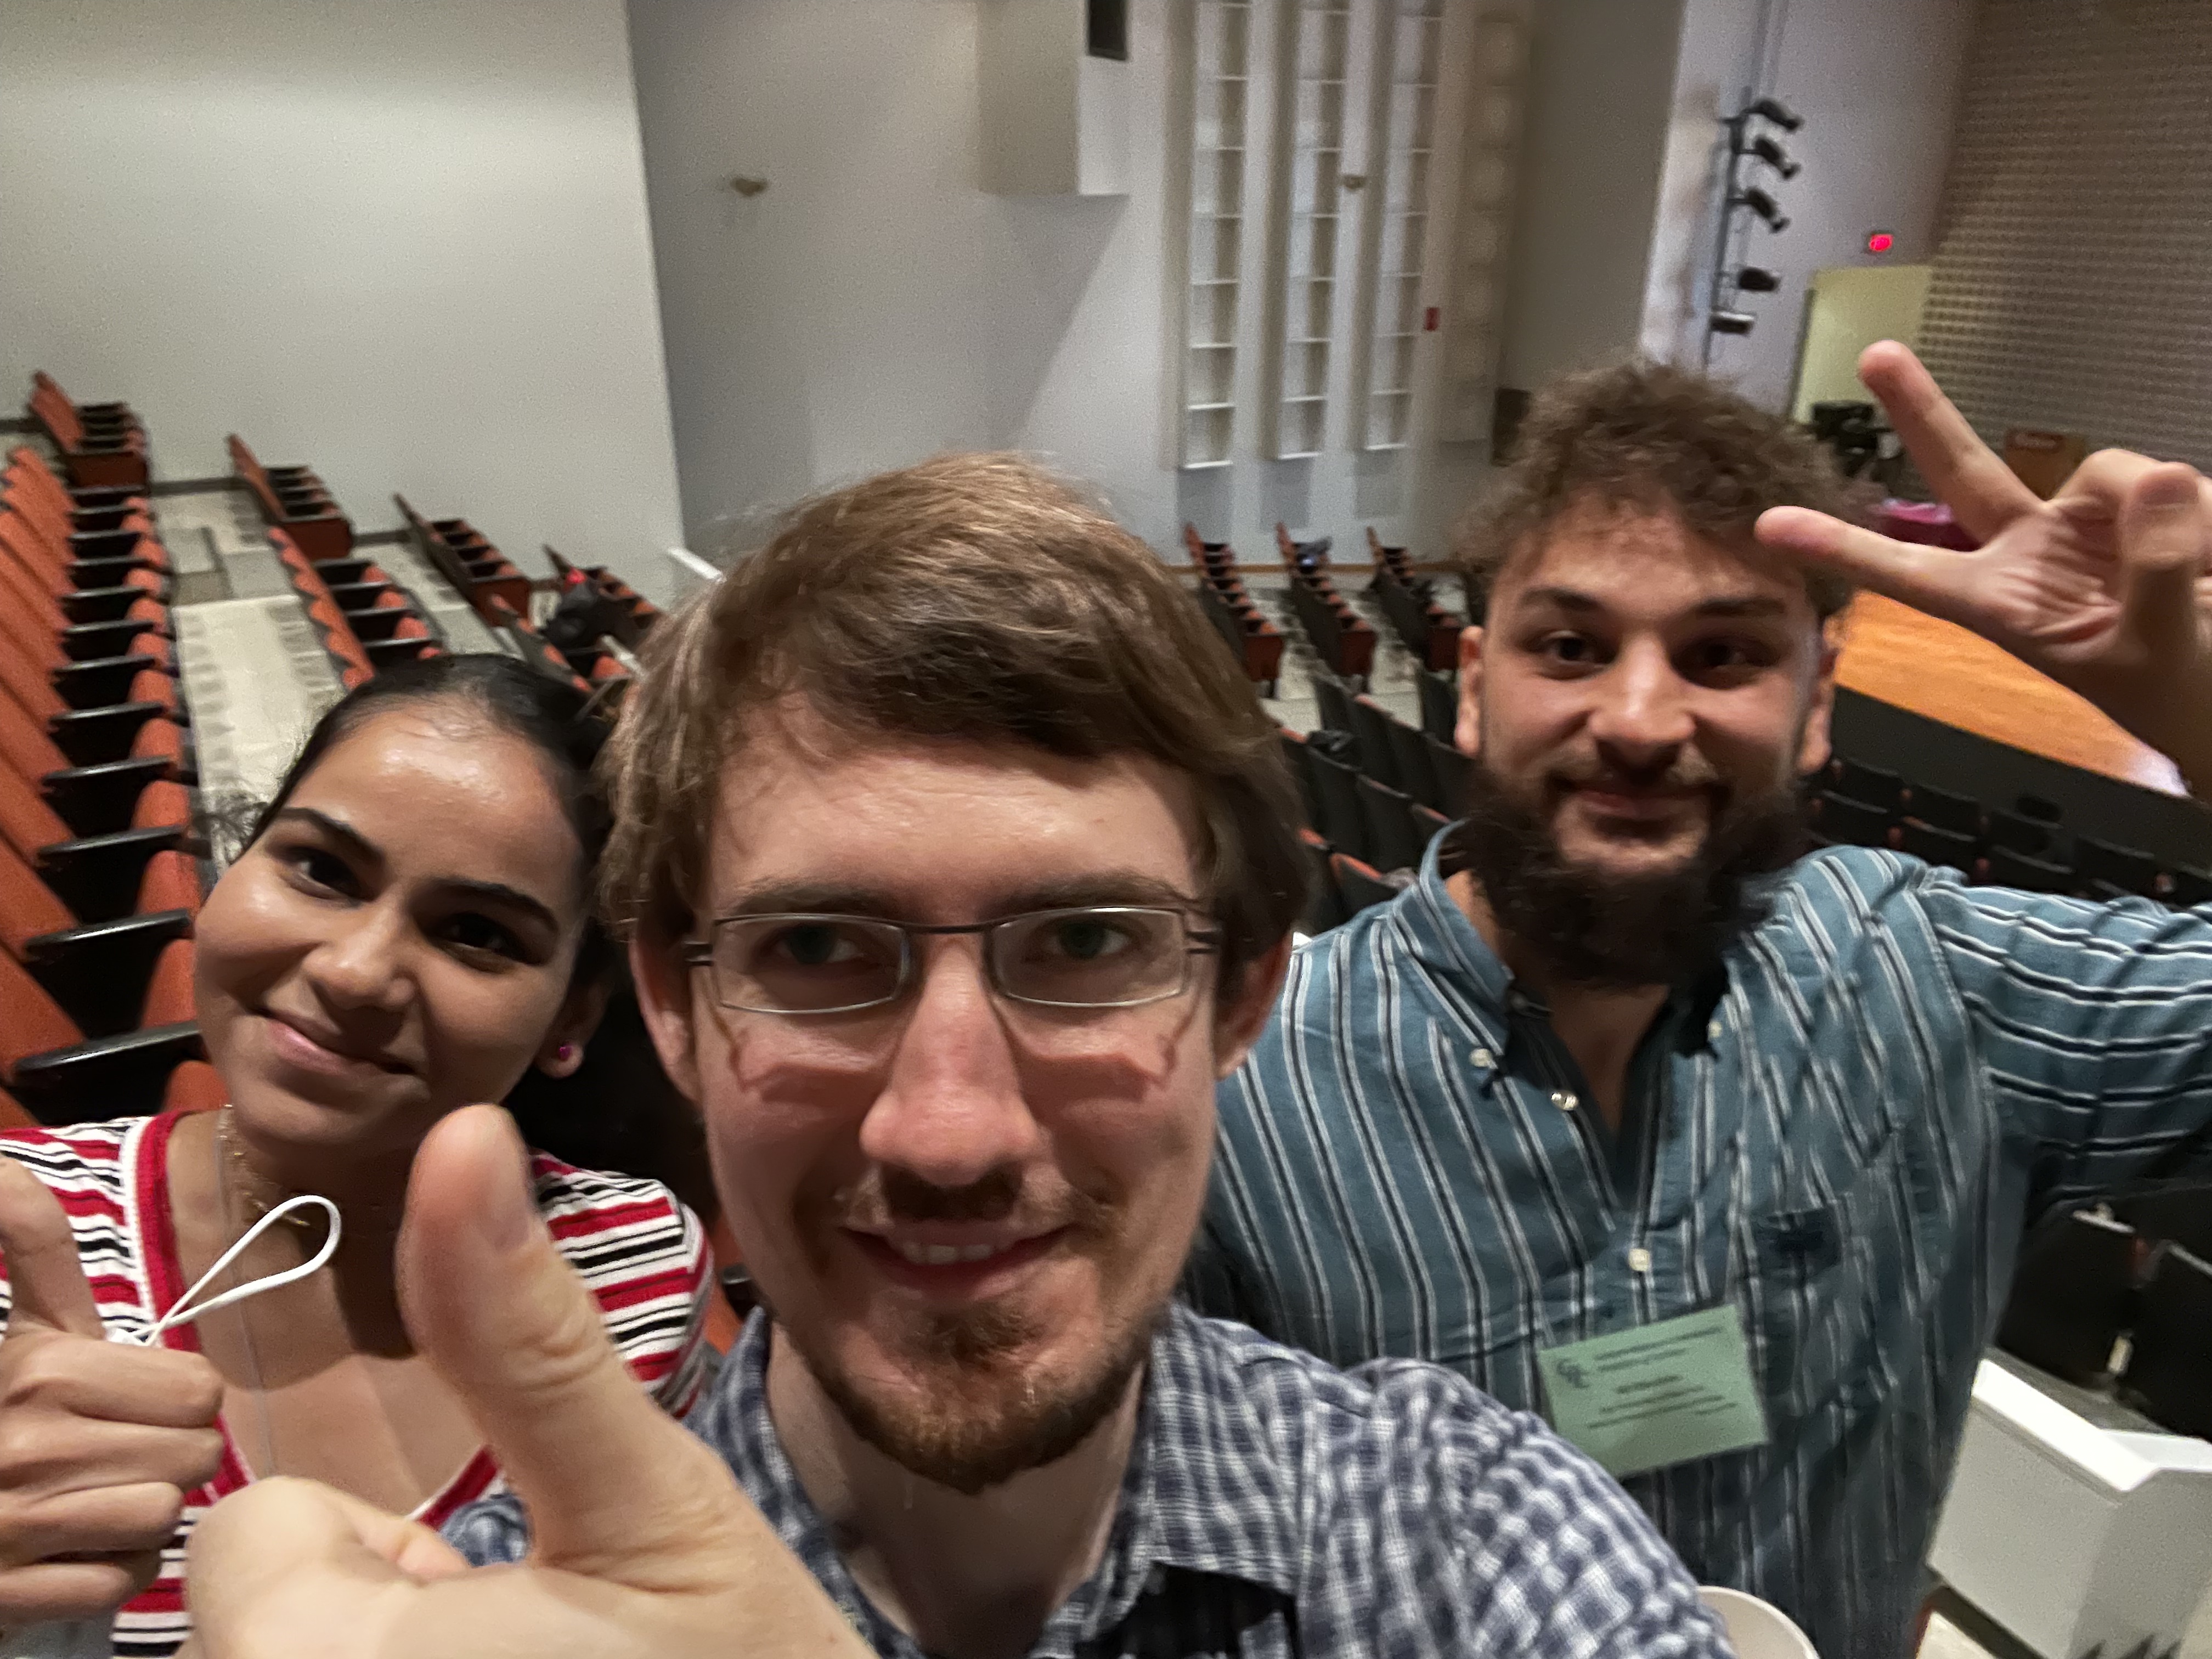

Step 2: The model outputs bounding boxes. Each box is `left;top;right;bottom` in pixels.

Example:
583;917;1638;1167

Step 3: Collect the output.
1189;840;2212;1659
448;1304;1729;1658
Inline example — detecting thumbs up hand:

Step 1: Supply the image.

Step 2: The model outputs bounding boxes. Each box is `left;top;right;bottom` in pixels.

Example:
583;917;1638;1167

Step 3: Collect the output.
0;1158;226;1622
183;1108;865;1659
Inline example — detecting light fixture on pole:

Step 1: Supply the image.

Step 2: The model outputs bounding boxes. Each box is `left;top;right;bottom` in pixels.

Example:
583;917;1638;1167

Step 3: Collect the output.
1702;96;1807;366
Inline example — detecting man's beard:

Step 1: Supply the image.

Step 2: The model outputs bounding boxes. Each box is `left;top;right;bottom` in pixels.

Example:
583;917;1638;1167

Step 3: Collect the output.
1457;754;1808;989
770;1166;1165;1497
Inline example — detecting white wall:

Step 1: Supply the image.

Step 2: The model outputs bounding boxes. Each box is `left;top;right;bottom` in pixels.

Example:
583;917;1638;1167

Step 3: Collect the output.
0;0;687;600
629;0;1178;559
1639;0;1974;411
1493;0;1686;392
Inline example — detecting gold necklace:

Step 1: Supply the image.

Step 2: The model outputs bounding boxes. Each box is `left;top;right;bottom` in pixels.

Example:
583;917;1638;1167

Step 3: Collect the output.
213;1107;400;1228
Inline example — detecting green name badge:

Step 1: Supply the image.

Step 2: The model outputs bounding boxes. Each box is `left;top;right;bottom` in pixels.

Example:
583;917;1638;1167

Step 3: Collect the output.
1534;1305;1770;1479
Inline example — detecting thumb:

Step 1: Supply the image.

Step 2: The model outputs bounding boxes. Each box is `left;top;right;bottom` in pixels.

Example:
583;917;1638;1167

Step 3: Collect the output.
0;1153;105;1339
396;1107;749;1588
2116;462;2212;658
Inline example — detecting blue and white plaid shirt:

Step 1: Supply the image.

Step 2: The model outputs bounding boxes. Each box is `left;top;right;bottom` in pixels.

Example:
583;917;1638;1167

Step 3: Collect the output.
449;1303;1728;1658
1188;837;2212;1659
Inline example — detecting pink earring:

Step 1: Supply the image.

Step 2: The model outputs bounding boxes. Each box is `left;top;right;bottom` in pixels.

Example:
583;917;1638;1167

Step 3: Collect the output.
555;1043;576;1064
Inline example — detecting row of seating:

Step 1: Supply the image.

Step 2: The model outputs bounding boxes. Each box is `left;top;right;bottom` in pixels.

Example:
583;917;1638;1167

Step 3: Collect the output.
1998;1205;2212;1440
26;371;149;489
272;530;442;688
1181;527;1287;698
0;447;215;1121
1276;524;1376;688
1365;529;1463;674
229;433;353;561
395;495;533;625
1810;755;2211;905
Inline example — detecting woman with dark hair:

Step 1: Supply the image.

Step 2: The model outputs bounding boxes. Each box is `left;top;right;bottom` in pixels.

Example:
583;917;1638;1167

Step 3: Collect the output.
0;655;715;1658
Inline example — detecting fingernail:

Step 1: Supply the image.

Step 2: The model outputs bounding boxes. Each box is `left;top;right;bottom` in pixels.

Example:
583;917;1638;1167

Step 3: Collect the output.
2141;471;2198;511
471;1110;535;1252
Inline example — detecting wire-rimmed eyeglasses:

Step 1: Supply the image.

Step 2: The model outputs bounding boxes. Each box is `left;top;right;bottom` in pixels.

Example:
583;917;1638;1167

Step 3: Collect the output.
679;906;1223;1017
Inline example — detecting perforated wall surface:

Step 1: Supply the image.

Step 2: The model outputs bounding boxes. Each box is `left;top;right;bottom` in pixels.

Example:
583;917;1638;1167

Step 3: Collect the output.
1917;0;2212;466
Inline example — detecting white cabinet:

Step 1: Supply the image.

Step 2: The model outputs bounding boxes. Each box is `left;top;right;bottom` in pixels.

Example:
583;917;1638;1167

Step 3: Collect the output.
979;0;1131;196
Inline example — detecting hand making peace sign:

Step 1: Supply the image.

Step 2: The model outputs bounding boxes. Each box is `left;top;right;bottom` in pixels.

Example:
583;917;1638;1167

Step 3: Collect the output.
1757;341;2212;792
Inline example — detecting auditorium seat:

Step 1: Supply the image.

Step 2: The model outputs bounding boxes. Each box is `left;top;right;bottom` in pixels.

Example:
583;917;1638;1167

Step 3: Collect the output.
1306;749;1369;864
1330;852;1396;917
25;372;150;489
1355;774;1425;874
1300;830;1341;935
1365;528;1463;674
1813;791;1895;850
0;834;196;1039
1417;668;1457;744
1829;757;1905;814
1425;736;1470;817
0;684;182;837
2121;1245;2212;1438
1278;727;1320;833
1985;843;2074;895
228;434;353;561
2073;835;2162;900
0;1083;33;1131
1904;780;1982;838
160;1058;227;1116
1311;670;1355;736
1347;695;1402;792
0;758;188;923
395;496;533;624
1383;710;1440;812
1995;1207;2138;1386
1;943;202;1123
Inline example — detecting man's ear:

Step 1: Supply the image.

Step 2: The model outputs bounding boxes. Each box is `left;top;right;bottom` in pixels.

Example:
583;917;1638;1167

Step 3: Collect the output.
1212;932;1294;1081
535;977;612;1078
1454;624;1486;759
630;935;704;1102
1798;615;1844;777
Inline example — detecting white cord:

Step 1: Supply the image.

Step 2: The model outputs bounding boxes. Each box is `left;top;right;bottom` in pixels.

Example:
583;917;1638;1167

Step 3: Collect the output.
8;1196;343;1659
137;1194;343;1345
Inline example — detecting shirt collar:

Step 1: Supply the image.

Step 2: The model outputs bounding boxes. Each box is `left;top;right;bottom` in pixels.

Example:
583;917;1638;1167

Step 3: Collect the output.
706;1301;1305;1643
1390;822;1735;1048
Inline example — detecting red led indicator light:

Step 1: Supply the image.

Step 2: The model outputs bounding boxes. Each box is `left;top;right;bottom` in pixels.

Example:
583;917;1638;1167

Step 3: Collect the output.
1866;231;1895;255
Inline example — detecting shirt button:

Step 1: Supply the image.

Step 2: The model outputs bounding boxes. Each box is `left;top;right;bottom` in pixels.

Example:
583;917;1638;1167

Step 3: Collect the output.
1627;1247;1653;1273
1470;1046;1494;1069
1707;1018;1723;1042
1551;1090;1577;1113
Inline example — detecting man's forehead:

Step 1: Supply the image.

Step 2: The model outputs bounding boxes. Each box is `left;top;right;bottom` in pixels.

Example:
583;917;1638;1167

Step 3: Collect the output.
699;712;1209;914
1501;500;1814;618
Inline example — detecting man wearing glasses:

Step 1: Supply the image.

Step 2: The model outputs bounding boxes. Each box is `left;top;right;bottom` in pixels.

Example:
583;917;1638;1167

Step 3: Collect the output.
179;453;1729;1658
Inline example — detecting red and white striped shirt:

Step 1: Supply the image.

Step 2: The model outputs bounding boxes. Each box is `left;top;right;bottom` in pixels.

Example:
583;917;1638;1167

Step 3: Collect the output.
0;1111;713;1658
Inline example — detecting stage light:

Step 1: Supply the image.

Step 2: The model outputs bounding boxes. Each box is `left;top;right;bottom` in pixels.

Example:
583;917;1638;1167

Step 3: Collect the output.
1750;134;1801;178
1709;310;1757;336
1737;186;1790;233
1736;266;1782;292
1747;96;1803;132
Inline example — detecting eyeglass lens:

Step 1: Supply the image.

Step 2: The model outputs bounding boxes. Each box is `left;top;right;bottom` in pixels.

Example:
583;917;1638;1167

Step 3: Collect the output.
705;907;1196;1013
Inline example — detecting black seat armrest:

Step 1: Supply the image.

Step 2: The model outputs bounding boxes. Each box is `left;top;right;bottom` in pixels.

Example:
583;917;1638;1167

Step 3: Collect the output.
69;486;143;510
66;554;160;589
36;824;182;922
54;654;168;710
61;584;162;627
48;701;166;767
26;909;195;1039
59;616;159;662
10;1023;205;1124
42;754;173;838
